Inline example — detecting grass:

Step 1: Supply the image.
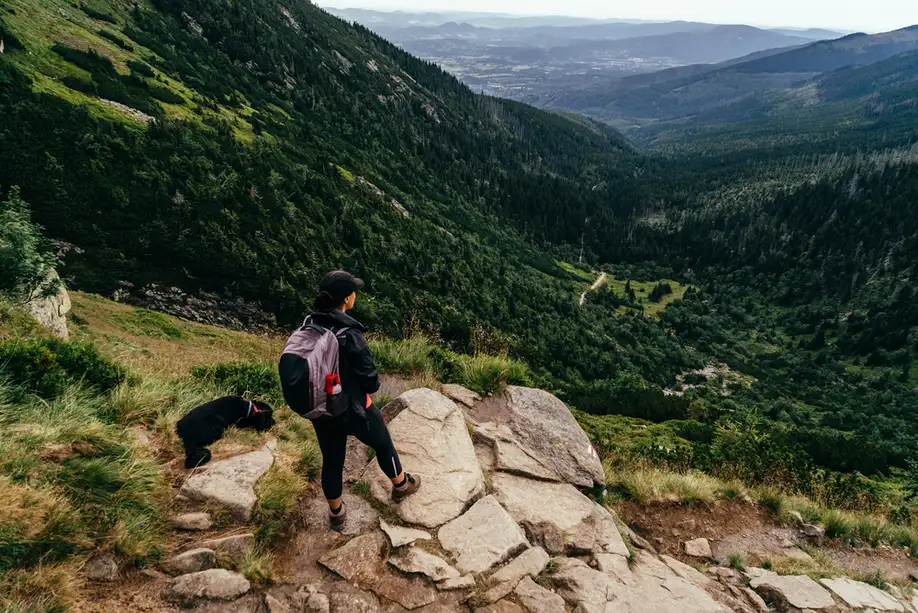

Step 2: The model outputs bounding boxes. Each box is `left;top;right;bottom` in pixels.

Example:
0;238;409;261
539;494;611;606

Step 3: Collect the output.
605;464;724;504
238;547;275;588
455;354;532;396
369;336;436;375
253;465;308;544
728;552;746;571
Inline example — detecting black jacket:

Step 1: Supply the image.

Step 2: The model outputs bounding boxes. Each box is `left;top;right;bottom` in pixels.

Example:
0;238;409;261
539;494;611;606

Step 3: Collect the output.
309;309;380;415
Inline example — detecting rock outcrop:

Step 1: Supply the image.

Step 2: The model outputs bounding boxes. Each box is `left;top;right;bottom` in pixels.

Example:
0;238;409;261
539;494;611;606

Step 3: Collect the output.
27;270;70;339
179;441;275;521
438;495;529;573
363;388;484;528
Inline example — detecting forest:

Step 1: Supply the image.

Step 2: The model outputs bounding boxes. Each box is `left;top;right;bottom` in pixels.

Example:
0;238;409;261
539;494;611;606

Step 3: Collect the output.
1;0;917;512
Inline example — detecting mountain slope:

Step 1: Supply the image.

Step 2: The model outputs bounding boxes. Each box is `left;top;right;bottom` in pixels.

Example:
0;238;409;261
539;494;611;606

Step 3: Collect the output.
539;26;918;127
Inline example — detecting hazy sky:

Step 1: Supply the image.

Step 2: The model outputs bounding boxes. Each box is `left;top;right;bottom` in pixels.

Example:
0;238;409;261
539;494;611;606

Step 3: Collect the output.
317;0;918;33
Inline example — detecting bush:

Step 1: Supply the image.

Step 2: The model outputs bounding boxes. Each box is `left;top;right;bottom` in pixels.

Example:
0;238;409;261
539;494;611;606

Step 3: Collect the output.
0;17;24;50
80;3;116;23
189;361;280;403
127;60;155;77
51;44;116;78
0;339;127;399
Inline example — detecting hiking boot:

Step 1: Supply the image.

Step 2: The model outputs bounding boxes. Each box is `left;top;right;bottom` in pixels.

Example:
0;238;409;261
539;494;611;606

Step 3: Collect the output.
329;504;347;532
392;473;421;502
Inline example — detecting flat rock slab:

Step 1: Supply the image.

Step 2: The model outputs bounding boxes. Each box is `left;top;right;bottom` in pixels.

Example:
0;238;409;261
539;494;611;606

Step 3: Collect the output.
304;493;378;536
201;534;256;562
165;548;216;575
438;495;529;574
389;547;460;582
319;532;437;610
476;602;524;613
489;547;549;587
514;576;567;613
439;575;476;591
179;443;275;521
380;518;431;548
167;569;251;605
469;386;604;488
364;389;484;528
493;473;628;556
820;577;905;611
747;568;836;610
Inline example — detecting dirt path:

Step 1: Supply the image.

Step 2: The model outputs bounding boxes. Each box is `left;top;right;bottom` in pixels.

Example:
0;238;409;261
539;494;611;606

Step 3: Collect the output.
579;272;608;306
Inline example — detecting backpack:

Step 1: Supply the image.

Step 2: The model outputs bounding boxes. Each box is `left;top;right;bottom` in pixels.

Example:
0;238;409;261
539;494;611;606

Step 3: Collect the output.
278;319;350;420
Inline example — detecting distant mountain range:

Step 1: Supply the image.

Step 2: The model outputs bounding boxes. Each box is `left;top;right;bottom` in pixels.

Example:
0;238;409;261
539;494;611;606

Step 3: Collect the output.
326;8;844;99
531;25;918;137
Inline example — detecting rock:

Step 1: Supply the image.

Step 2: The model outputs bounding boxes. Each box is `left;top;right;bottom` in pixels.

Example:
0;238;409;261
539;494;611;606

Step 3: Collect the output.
84;553;119;582
660;555;711;586
165;548;217;575
319;532;437;610
802;523;826;538
304;493;378;535
380;518;431;547
514;576;567;613
593;553;635;586
489;547;550;587
167;569;251;605
171;512;213;531
479;581;515;606
469;387;604;488
746;567;835;610
438;495;529;573
548;557;616;612
179;443;275;521
439;575;476;591
201;534;256;562
305;593;331;613
622;525;657;554
683;538;712;558
476;602;523;613
27;269;71;339
778;538;796;548
363;389;484;528
784;547;814;563
389;547;460;582
493;473;628;556
441;384;481;408
520;521;565;556
709;567;737;581
474;422;560;482
328;586;380;613
344;438;370;483
265;593;292;613
741;587;769;613
820;577;905;611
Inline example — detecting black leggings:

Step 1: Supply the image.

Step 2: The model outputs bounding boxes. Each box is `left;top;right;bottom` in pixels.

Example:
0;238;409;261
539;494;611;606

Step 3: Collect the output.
311;404;403;500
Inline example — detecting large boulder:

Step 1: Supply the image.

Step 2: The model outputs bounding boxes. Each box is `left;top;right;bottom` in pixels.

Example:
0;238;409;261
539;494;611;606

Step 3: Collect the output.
474;422;560;482
27;270;70;339
167;569;251;605
363;389;484;528
179;442;275;521
437;495;529;574
468;386;604;488
492;473;628;557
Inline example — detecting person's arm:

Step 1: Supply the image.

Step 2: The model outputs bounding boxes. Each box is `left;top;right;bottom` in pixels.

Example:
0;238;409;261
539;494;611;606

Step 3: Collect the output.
344;330;381;394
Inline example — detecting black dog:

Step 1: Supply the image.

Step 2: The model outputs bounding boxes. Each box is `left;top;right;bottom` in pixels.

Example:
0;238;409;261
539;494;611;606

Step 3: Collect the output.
176;396;275;468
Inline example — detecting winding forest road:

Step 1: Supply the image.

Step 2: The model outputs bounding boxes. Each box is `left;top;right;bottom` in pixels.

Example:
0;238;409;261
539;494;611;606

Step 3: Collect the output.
579;272;608;306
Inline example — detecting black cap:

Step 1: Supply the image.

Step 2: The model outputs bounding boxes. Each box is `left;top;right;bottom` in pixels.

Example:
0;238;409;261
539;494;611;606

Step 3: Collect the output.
316;270;365;311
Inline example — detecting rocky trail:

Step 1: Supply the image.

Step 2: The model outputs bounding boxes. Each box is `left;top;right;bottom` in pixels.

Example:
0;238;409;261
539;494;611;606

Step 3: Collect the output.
579;272;608;306
83;385;918;613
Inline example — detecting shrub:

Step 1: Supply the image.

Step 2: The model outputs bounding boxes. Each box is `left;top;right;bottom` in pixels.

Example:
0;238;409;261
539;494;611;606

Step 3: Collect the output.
0;187;59;303
728;552;746;571
127;60;155;77
50;44;116;78
821;509;854;540
189;361;280;403
0;17;24;50
454;354;532;396
0;338;126;399
80;3;116;23
369;336;436;375
97;29;133;51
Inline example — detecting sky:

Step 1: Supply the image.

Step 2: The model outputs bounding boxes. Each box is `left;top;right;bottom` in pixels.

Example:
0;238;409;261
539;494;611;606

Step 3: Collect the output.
316;0;918;33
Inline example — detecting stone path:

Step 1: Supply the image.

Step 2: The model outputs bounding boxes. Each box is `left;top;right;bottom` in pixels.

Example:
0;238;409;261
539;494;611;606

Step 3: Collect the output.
148;385;918;613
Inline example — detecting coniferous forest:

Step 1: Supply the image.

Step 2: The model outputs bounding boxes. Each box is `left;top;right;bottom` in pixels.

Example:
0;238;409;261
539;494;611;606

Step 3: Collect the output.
2;0;918;512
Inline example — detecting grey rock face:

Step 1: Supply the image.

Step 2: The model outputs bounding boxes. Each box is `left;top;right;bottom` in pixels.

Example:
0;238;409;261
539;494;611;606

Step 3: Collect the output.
438;495;529;573
179;443;275;521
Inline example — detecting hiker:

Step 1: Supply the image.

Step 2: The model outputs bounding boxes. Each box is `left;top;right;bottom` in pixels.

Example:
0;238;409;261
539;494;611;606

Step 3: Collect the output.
176;396;275;468
279;270;420;530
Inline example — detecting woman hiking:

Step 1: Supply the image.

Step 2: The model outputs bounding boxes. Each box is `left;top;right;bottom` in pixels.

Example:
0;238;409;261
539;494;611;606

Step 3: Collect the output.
283;270;420;531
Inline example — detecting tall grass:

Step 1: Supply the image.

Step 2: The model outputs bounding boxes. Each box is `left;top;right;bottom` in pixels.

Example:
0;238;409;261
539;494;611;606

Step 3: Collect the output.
455;354;532;396
369;336;436;376
605;464;722;504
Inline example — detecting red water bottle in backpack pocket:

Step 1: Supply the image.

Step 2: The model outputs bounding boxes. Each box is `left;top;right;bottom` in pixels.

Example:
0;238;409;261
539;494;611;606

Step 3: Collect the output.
325;373;342;395
324;373;346;415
